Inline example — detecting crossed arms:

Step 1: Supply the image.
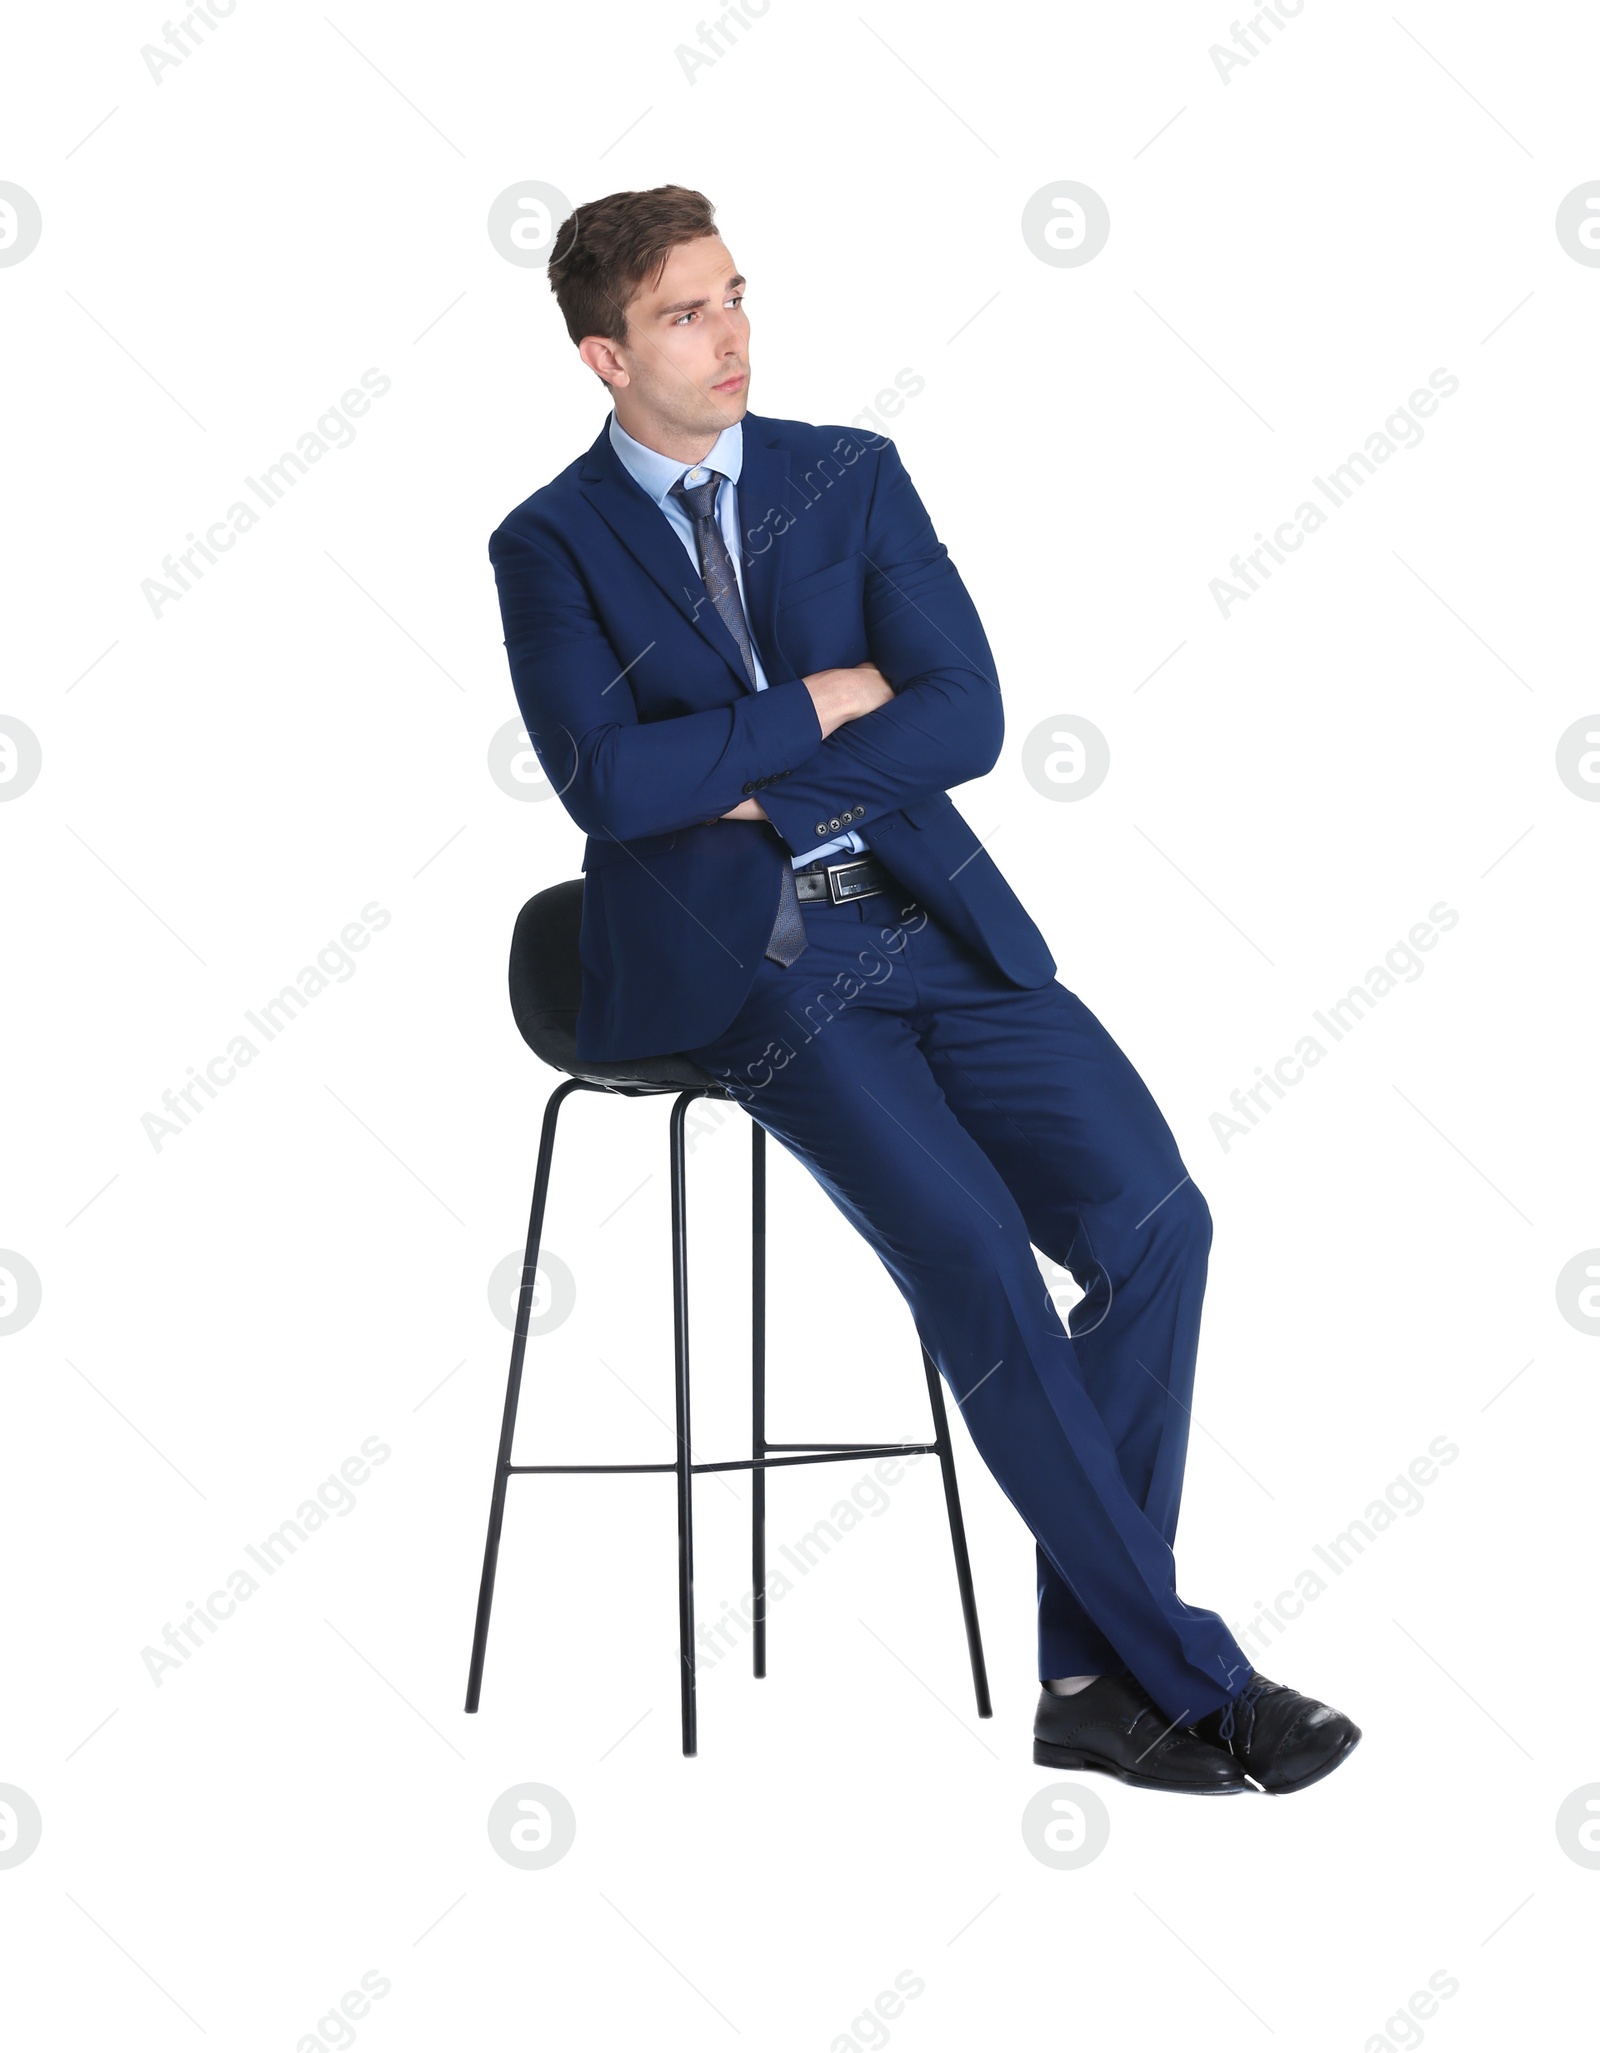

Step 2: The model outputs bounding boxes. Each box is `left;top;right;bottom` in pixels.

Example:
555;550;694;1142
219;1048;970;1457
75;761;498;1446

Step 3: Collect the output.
487;438;1003;850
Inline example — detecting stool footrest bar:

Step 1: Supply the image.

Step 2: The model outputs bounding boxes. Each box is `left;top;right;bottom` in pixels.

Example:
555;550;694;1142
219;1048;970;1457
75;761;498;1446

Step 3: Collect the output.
693;1445;935;1474
765;1440;934;1453
507;1461;678;1474
503;1445;935;1479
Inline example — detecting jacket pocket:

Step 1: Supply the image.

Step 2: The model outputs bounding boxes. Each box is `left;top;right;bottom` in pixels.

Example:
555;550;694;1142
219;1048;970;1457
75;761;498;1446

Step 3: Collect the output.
581;831;677;871
776;555;861;610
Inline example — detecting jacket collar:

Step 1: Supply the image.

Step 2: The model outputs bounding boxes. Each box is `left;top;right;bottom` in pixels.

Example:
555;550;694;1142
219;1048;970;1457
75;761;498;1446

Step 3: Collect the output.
578;409;797;693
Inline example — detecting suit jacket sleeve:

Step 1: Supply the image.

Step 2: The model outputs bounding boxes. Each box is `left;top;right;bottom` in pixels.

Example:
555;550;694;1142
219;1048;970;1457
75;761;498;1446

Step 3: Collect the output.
757;438;1004;856
488;521;826;843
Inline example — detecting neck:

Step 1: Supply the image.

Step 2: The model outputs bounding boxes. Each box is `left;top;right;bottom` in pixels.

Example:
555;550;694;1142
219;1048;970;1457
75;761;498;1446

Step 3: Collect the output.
613;400;722;466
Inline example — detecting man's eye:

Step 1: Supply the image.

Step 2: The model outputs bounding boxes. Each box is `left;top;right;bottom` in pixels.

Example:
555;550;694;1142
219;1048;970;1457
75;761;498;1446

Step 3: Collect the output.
674;295;742;325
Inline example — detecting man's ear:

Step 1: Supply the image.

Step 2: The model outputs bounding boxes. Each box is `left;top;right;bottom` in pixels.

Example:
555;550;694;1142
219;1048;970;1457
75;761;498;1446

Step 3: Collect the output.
578;333;627;388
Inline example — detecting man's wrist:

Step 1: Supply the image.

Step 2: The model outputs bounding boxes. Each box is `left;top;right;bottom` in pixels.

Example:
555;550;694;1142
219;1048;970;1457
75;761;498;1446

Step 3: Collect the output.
803;666;857;739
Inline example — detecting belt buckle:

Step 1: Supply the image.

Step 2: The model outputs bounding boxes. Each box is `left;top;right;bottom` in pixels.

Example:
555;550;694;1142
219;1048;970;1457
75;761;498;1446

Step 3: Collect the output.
826;857;880;906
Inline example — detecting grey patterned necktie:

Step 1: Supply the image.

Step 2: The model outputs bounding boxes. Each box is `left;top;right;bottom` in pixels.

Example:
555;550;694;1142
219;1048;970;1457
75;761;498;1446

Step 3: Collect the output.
671;467;808;968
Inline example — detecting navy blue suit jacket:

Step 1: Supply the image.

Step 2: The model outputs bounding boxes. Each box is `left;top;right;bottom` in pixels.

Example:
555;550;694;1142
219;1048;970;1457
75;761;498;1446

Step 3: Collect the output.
488;410;1056;1062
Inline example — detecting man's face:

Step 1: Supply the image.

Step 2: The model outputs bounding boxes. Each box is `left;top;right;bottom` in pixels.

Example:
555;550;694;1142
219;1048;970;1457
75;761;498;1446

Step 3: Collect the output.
582;233;750;452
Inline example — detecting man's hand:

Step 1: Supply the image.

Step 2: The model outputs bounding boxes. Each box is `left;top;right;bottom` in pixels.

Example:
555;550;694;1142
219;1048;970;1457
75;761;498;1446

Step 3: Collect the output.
803;660;894;739
715;663;892;819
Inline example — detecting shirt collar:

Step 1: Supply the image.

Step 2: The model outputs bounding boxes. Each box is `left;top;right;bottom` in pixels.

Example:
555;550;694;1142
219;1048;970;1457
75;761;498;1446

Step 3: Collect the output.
608;408;745;511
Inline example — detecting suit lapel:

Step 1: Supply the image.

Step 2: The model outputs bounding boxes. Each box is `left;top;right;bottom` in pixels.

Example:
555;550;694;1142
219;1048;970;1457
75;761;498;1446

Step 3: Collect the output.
730;420;795;687
578;412;794;696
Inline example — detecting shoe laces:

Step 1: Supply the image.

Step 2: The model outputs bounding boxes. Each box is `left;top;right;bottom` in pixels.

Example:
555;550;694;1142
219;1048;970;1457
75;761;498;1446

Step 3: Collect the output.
1216;1672;1277;1752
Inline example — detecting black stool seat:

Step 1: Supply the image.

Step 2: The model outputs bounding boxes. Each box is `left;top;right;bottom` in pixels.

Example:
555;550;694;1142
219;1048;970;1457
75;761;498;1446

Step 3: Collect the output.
465;878;991;1754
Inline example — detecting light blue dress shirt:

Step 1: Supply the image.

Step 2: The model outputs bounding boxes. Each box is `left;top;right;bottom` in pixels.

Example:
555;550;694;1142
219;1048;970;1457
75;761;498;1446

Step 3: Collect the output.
608;409;869;869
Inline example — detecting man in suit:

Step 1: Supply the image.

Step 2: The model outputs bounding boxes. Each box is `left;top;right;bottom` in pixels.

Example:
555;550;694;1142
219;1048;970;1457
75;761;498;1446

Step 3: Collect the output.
489;184;1360;1795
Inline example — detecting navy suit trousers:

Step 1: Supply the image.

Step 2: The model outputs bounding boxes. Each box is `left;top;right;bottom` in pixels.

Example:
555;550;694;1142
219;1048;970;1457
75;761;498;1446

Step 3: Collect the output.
683;876;1252;1726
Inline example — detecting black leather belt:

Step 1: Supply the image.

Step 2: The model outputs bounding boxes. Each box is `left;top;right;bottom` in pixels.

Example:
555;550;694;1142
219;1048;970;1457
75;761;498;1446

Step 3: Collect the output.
793;852;894;905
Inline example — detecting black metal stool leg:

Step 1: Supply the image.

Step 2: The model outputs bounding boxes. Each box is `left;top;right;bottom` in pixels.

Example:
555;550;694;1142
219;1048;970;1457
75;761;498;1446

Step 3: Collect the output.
669;1093;699;1756
465;1079;581;1713
751;1121;767;1680
922;1343;993;1719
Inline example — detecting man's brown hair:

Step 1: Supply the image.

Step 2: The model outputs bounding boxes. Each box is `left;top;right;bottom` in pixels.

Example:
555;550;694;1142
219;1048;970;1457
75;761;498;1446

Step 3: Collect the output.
547;185;721;359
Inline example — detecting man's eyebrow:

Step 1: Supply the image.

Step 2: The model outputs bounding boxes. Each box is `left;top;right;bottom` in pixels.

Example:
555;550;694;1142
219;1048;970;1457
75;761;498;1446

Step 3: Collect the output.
654;273;746;318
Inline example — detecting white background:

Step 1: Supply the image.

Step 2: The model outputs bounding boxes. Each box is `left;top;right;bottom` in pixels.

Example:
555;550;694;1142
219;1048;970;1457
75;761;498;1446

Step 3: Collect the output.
3;0;1597;2045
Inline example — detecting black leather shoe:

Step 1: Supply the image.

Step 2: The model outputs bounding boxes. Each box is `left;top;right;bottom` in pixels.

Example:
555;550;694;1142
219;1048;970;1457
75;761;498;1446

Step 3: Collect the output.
1190;1671;1361;1794
1033;1674;1250;1794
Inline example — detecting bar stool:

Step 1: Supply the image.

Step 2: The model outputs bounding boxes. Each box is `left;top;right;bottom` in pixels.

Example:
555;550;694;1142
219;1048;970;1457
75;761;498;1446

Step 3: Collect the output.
464;878;992;1755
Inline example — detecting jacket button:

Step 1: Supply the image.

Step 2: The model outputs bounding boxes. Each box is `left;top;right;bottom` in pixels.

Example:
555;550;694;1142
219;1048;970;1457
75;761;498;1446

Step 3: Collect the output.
742;781;755;794
852;805;865;818
828;818;841;831
815;822;827;835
